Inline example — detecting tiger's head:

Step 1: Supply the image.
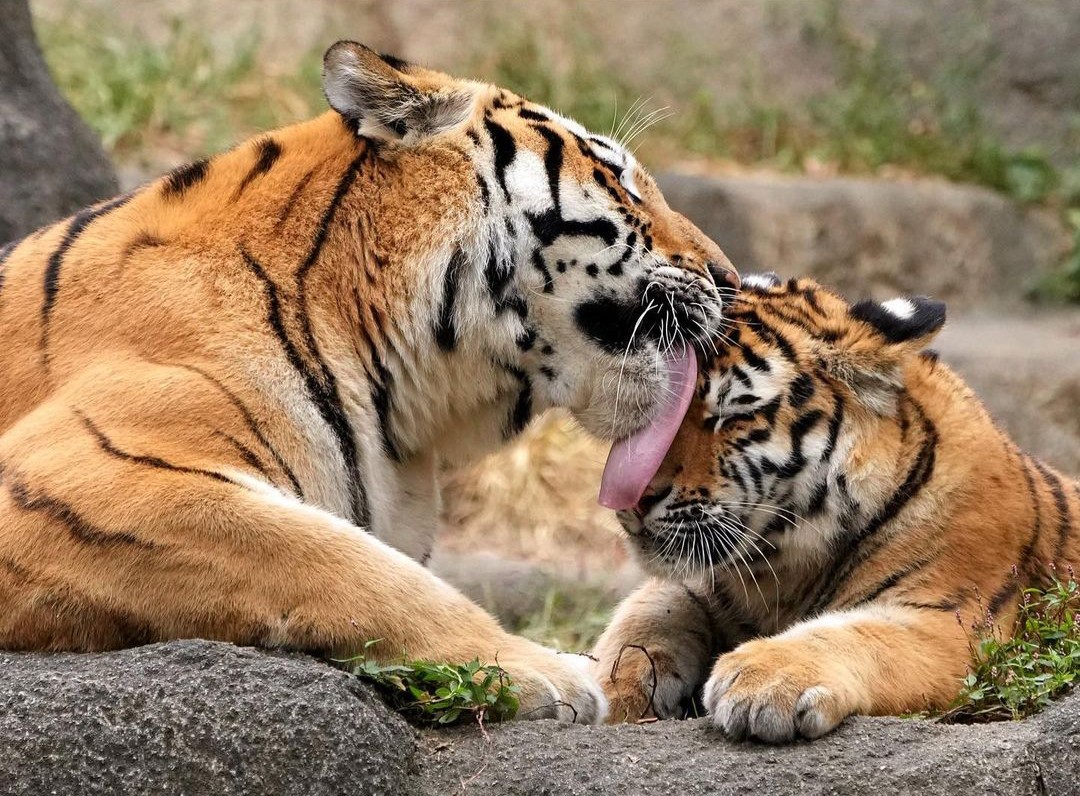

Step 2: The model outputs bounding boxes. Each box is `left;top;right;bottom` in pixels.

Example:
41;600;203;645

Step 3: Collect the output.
321;42;737;454
616;273;947;579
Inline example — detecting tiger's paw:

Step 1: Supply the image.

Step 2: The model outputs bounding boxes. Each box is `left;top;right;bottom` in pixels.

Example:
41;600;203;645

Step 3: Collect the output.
703;639;852;742
595;644;699;723
496;644;608;724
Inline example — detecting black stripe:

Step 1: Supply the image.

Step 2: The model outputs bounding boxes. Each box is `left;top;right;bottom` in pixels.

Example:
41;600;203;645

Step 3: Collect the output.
530;248;554;294
737;340;771;374
378;52;412;72
593;167;624;204
808;397;938;614
770;409;824;480
484;117;516;200
214;431;274;481
558;217;619;246
476;173;491;211
820;396;845;462
744;457;764;496
742;311;797;362
534;126;564;213
435;249;464;351
897;598;960;612
275;169;316;232
76;410;240;487
41;194;132;362
805;479;828;515
162;159;210;199
484;238;514;309
1031;458;1072;564
725;460;748;494
121;232;166;263
235;138;282;198
0;555;32;582
710;586;759;639
370;354;399;461
165;362;304;498
788;372;814;408
505;368;533;438
845;548;940;608
988;453;1051;616
5;473;156;551
758;301;822;334
241;246;372;518
293;148;373;525
518;108;550;123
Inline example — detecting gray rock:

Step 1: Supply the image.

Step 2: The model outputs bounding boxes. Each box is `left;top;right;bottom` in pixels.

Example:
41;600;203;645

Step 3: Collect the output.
2;640;1079;795
0;640;415;796
658;170;1071;310
412;696;1080;796
0;0;117;244
937;313;1080;475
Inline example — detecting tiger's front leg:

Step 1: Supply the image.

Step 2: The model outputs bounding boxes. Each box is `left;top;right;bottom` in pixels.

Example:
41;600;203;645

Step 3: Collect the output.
0;370;606;723
704;604;969;742
592;579;718;722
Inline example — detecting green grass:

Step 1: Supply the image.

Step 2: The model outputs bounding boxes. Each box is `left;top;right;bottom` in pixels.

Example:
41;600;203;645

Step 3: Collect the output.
940;571;1080;723
511;584;613;652
37;10;322;160
340;641;519;727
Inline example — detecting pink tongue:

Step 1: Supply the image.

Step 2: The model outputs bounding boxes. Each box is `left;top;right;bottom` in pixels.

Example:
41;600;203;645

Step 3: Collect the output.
599;346;698;510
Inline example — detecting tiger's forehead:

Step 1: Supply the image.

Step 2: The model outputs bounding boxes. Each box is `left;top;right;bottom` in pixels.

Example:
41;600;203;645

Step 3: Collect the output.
488;93;640;174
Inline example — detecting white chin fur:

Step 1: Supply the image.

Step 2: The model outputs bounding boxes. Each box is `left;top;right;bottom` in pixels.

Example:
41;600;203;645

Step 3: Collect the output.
569;349;664;442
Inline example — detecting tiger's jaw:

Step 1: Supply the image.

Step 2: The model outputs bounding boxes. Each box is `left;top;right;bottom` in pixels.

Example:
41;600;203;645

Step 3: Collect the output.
616;498;774;581
523;264;726;444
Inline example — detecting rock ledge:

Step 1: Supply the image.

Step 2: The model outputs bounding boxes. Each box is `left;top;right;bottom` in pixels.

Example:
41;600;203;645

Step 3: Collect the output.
2;640;1078;795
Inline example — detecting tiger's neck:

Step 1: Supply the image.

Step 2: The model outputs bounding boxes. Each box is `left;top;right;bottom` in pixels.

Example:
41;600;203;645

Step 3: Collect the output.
276;119;547;545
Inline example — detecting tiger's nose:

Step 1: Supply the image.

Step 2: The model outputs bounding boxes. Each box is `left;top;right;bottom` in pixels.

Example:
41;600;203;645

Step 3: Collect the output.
635;484;673;517
707;258;740;291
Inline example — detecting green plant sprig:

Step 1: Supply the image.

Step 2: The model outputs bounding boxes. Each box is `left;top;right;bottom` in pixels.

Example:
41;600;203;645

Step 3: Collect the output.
941;569;1080;724
338;641;520;727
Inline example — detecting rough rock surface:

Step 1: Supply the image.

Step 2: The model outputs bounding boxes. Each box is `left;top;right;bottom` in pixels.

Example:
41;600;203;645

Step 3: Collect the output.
658;170;1071;311
0;640;415;796
2;640;1079;796
0;0;117;244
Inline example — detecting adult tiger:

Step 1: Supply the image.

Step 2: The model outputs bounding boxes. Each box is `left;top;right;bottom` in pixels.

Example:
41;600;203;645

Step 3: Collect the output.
0;41;738;723
593;274;1079;739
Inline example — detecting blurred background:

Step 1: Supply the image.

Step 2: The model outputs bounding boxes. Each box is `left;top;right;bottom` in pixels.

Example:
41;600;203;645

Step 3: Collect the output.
9;0;1080;650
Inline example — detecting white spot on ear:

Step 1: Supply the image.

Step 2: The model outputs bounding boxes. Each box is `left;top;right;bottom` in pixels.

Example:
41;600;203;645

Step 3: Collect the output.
881;298;916;320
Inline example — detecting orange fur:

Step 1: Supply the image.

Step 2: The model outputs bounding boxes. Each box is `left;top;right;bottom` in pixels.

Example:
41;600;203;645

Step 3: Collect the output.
594;276;1079;739
0;42;738;725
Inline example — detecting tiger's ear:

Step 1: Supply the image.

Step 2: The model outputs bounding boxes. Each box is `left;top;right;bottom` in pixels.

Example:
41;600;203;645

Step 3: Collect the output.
848;296;946;349
321;41;475;142
826;296;946;415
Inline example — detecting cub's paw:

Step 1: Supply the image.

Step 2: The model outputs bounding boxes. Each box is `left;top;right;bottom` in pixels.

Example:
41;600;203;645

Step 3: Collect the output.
595;644;696;723
703;639;851;743
497;644;607;724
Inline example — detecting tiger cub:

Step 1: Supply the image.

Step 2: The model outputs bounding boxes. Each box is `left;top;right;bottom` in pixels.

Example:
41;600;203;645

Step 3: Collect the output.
593;273;1079;740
